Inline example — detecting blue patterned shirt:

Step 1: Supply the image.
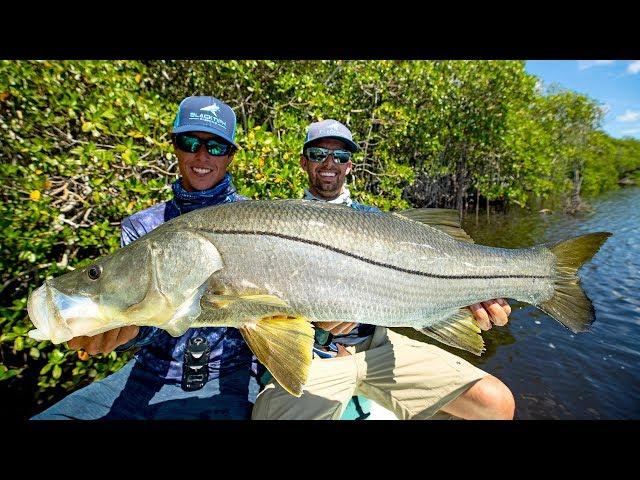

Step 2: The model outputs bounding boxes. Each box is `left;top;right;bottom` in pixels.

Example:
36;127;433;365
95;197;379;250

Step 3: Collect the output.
117;174;255;383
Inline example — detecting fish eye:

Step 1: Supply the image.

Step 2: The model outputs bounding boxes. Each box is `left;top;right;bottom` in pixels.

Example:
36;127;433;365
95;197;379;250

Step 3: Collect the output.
87;265;102;280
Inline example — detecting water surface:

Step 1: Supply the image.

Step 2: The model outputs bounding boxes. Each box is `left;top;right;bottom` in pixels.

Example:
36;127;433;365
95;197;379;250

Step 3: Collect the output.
456;187;640;419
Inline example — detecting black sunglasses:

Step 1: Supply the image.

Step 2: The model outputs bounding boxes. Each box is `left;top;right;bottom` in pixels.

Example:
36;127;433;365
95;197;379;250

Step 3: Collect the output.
304;147;352;164
174;133;233;156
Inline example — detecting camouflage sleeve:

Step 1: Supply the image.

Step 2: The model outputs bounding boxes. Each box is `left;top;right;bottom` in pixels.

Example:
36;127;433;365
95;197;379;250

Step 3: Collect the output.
120;217;140;248
115;326;160;352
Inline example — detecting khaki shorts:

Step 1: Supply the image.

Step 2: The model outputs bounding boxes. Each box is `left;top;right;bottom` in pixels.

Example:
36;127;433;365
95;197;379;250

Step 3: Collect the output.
252;326;488;420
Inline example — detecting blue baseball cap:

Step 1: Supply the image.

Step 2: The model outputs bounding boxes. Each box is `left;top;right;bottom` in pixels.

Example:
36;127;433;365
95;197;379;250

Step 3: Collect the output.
303;119;359;152
172;96;238;148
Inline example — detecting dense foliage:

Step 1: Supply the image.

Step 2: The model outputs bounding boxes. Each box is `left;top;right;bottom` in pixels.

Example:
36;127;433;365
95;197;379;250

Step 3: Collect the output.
2;60;639;417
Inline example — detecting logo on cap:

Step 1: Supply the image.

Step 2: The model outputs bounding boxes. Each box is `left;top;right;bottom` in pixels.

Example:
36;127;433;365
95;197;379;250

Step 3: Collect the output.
319;121;347;137
173;96;238;148
200;103;221;117
189;101;227;129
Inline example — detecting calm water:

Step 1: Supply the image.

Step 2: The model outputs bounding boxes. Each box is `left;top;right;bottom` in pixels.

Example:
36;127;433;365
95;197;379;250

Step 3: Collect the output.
453;186;640;419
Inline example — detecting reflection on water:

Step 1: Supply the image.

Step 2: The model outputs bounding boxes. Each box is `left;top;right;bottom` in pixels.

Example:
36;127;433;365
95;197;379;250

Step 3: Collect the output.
457;187;640;419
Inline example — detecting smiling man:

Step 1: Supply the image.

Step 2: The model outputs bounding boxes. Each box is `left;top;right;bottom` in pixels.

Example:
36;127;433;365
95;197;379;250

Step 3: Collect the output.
171;99;234;192
252;119;516;420
31;96;261;420
302;138;353;201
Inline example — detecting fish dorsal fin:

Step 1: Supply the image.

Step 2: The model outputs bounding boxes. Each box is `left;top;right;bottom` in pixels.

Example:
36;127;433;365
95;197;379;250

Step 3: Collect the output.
394;208;474;243
239;315;314;397
391;308;485;356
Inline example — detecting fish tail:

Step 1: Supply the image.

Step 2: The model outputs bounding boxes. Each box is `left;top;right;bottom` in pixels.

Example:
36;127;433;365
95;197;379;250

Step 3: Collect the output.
538;232;612;333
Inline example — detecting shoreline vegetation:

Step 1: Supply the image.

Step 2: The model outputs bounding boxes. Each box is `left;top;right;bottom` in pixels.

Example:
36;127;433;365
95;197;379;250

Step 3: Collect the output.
2;60;640;418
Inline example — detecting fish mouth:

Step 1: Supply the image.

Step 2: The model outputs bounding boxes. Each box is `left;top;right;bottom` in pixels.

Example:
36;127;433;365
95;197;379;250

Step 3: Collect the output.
27;283;104;344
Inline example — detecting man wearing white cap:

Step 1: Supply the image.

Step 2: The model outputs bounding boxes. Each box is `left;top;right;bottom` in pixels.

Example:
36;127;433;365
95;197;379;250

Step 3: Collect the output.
252;119;516;420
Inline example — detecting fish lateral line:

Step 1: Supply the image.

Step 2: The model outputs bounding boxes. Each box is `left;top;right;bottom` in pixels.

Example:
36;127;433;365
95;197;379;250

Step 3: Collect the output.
199;228;552;281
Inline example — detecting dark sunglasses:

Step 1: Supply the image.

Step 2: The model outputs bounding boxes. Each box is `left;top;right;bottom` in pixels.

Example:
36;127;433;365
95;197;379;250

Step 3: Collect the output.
174;133;233;156
304;147;352;164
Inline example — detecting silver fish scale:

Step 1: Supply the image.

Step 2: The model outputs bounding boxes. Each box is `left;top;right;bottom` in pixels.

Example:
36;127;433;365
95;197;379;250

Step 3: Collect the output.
173;199;555;278
169;200;557;328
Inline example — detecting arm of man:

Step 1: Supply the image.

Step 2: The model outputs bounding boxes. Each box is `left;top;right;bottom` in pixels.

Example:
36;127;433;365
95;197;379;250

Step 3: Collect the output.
68;326;140;355
314;298;512;335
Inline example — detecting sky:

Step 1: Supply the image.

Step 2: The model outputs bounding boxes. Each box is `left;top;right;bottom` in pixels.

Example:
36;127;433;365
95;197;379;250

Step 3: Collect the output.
525;60;640;140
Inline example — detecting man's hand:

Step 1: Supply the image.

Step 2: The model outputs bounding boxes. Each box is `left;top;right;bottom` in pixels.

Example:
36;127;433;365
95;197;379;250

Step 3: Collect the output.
67;326;140;356
313;322;358;335
469;298;512;331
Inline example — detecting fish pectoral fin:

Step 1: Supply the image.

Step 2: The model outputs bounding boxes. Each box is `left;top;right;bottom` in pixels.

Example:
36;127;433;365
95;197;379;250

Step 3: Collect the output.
239;315;314;397
392;308;485;356
239;294;289;307
394;208;474;243
201;293;237;310
201;292;289;310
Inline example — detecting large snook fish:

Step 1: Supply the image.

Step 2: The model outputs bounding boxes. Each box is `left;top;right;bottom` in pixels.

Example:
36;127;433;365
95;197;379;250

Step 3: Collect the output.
27;199;611;396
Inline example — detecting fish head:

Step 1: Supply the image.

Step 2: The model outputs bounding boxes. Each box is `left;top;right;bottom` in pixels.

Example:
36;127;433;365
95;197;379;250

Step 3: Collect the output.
27;229;224;343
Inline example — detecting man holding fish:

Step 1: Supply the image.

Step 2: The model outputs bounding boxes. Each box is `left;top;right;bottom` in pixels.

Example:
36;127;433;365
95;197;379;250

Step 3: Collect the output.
31;96;260;419
251;119;515;420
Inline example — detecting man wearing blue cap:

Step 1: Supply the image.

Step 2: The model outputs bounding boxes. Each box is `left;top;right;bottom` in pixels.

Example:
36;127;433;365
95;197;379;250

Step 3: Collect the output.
32;96;260;420
252;119;516;420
